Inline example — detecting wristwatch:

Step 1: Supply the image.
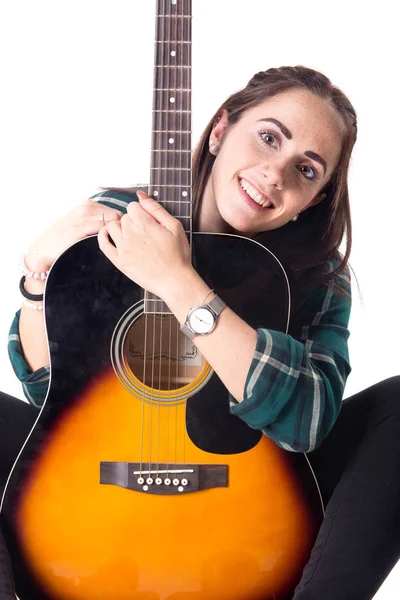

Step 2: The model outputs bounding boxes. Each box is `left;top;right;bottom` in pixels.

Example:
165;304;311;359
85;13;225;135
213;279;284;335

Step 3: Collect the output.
180;295;226;340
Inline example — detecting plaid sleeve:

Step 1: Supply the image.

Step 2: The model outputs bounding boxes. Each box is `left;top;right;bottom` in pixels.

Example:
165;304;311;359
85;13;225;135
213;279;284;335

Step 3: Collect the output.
229;265;352;453
8;310;50;407
89;188;142;212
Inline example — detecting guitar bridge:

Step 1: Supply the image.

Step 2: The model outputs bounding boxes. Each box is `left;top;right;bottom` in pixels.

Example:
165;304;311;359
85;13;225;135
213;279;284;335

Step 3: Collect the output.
100;461;228;495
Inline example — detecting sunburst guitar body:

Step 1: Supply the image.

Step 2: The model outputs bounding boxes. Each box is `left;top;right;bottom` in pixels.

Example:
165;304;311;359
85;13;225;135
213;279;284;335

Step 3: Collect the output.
1;232;323;600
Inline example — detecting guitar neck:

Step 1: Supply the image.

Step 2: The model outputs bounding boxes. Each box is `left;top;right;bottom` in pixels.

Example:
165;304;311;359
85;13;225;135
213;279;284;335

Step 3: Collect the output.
150;0;192;236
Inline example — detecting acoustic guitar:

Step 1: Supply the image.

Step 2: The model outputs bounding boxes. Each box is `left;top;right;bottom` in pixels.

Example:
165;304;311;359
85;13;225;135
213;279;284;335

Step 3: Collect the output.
1;1;323;598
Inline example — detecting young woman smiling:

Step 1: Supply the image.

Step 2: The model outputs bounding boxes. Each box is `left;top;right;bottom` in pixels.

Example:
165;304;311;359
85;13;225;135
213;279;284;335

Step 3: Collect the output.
1;66;399;600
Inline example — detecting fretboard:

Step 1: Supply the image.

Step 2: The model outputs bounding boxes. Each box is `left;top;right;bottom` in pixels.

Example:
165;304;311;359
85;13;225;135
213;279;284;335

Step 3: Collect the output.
146;0;192;315
150;0;192;234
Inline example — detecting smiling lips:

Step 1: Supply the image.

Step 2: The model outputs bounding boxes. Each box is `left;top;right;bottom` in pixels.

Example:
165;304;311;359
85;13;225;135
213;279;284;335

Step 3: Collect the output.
239;178;274;208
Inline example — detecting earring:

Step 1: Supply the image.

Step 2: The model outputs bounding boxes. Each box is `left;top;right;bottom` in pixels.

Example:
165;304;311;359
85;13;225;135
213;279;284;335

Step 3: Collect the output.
292;213;299;222
210;142;217;152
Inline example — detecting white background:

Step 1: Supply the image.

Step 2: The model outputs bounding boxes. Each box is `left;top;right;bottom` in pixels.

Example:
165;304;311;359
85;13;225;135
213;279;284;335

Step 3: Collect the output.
0;1;399;597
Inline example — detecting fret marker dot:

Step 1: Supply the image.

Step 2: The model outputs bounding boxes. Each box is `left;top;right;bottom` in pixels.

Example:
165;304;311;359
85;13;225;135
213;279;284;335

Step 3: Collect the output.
169;97;175;104
171;51;176;57
172;0;177;4
153;190;159;197
182;191;188;197
168;138;174;144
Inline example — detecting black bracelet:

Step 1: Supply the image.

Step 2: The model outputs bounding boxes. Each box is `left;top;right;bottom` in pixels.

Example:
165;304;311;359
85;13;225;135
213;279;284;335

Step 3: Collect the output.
19;276;44;302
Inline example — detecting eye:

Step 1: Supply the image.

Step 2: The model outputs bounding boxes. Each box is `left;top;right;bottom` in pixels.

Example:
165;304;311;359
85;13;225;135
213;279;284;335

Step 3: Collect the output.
299;165;317;181
258;129;319;182
258;130;278;147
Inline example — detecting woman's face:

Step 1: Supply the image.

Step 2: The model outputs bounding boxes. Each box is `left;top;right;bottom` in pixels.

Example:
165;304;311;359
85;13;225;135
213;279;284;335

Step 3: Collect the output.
199;88;345;236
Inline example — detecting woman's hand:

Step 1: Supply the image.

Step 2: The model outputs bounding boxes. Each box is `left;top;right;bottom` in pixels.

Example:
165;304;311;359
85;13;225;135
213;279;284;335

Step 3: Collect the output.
25;199;124;273
98;191;193;300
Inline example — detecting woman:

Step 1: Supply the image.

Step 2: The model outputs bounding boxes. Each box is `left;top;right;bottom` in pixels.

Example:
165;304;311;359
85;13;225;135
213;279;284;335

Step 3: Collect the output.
1;66;400;600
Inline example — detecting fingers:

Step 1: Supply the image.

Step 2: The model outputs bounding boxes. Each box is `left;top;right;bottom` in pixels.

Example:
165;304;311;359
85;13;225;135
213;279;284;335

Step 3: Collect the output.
131;192;182;234
97;224;119;262
104;218;123;245
77;200;124;237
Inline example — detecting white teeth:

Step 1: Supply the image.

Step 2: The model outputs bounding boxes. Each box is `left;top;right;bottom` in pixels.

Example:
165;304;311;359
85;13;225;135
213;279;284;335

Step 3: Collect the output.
239;178;272;208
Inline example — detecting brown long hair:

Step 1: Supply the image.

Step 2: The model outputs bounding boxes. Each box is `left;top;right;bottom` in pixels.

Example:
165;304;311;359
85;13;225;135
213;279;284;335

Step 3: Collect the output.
192;66;357;292
104;65;357;295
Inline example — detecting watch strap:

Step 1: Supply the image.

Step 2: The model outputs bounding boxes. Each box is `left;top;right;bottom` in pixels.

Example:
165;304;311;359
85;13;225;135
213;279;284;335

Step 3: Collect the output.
207;294;226;316
180;294;226;340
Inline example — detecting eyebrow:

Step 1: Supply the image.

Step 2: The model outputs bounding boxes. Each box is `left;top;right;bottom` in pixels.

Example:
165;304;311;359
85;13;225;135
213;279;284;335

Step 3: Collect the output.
257;117;327;176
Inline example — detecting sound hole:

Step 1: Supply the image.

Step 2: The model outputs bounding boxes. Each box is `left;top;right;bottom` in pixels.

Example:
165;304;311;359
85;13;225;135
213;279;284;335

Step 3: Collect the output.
123;313;208;391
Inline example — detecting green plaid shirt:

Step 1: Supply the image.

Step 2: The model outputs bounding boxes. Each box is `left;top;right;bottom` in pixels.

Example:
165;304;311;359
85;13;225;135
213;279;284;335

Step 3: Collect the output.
8;190;351;453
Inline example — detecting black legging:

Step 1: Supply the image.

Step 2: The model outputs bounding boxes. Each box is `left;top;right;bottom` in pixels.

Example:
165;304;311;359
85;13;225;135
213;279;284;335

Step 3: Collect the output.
1;377;400;600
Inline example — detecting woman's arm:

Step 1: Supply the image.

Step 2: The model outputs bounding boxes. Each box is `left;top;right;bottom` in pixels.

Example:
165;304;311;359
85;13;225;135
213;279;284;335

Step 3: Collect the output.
9;192;129;405
99;194;352;453
162;264;351;453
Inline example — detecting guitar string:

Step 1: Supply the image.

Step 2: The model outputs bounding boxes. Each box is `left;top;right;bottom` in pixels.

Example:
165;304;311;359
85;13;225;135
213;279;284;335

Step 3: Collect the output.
140;0;157;482
175;0;181;469
144;0;162;483
172;0;179;478
163;0;172;483
175;0;187;470
166;0;173;480
155;0;168;484
170;0;176;478
150;0;166;482
181;0;189;469
162;0;171;477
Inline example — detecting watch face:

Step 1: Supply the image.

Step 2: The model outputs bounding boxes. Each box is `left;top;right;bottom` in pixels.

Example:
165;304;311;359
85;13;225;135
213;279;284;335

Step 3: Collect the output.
188;307;215;334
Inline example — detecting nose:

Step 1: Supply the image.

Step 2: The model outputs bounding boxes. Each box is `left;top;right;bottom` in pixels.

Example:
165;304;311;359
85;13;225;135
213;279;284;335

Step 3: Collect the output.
261;159;285;188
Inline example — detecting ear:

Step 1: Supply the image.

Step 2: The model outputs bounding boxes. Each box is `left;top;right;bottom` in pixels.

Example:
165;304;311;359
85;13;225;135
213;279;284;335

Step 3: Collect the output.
209;109;230;153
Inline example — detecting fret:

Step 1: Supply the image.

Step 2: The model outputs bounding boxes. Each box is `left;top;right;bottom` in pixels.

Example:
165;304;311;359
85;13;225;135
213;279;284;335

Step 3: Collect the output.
155;42;190;65
143;296;172;315
150;167;191;171
150;179;190;191
156;0;192;18
151;151;191;170
150;200;191;204
153;89;190;91
156;16;191;43
153;90;190;112
155;41;191;44
155;65;191;69
152;111;190;130
149;193;191;208
158;16;191;19
152;131;191;134
160;214;191;219
152;132;191;151
152;110;190;113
